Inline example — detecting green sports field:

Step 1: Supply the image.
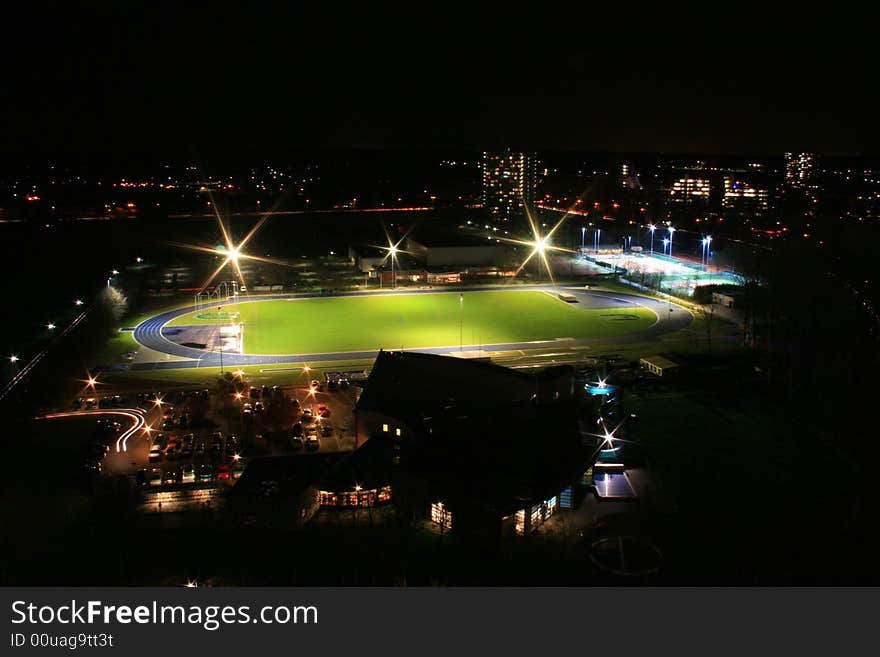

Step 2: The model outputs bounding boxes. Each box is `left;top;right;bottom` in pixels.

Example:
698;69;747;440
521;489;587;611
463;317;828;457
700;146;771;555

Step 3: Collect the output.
166;290;656;355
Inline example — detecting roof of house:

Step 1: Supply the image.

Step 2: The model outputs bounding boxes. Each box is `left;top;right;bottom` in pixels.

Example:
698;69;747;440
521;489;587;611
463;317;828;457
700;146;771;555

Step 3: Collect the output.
640;355;679;369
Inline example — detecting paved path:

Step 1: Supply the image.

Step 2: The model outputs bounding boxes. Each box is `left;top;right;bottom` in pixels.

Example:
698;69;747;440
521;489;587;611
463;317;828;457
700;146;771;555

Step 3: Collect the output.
130;285;692;370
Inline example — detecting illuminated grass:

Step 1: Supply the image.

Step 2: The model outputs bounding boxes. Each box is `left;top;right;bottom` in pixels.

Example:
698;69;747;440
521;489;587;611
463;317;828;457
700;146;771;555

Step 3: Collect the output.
165;290;657;355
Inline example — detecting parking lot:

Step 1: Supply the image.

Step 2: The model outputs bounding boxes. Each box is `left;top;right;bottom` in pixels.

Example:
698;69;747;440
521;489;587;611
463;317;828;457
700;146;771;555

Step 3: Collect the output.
72;374;359;498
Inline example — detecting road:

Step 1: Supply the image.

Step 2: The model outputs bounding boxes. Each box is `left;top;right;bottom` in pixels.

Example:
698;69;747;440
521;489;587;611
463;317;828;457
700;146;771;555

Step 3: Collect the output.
129;285;693;371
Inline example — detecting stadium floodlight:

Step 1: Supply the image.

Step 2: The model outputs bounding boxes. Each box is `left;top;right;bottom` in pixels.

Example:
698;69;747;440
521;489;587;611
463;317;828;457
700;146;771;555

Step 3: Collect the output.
667;225;675;257
662;237;670;254
648;224;656;253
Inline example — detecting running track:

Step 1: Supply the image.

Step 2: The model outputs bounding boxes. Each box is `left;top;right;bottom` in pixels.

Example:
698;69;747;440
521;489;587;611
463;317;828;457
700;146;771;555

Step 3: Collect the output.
130;286;692;371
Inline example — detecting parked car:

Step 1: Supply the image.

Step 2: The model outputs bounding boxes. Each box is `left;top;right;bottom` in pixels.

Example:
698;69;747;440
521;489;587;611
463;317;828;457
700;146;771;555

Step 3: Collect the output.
72;397;83;410
197;464;215;482
148;446;163;463
84;397;97;410
254;401;264;414
321;423;333;437
306;435;320;450
182;463;196;483
301;409;314;424
162;469;179;485
249;386;260;399
217;465;231;480
290;435;304;449
148;468;162;486
317;403;330;417
194;442;206;458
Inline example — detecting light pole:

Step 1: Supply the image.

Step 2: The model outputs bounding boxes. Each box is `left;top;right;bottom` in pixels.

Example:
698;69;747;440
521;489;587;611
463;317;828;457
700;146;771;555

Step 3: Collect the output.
704;235;712;267
389;245;398;290
581;226;586;253
459;293;464;351
649;224;655;254
667;226;675;258
662;237;669;255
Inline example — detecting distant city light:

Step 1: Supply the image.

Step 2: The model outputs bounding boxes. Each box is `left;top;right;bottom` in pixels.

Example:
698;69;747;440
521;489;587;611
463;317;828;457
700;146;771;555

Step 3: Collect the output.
9;355;19;363
47;323;56;330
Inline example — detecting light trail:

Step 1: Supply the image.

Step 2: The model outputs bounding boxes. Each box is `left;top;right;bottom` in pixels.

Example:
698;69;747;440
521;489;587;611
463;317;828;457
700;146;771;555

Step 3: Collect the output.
34;408;146;453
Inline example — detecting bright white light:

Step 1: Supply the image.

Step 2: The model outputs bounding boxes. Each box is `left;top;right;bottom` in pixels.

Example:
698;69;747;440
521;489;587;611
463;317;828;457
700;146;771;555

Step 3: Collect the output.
533;238;548;253
47;323;56;330
75;299;83;306
9;355;19;363
111;269;119;275
388;245;398;257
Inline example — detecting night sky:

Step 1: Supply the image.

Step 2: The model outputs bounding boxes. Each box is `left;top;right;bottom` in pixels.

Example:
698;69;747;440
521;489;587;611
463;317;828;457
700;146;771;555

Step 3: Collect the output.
2;5;877;158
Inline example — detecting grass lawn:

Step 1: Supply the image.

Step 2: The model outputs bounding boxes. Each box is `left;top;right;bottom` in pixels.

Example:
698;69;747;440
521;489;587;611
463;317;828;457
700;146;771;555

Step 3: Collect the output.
166;290;657;355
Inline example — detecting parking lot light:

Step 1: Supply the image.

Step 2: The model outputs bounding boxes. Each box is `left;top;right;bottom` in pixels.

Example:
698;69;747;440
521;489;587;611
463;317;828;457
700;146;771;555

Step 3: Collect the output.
9;355;19;363
75;299;83;306
234;392;244;400
47;322;56;330
185;580;198;588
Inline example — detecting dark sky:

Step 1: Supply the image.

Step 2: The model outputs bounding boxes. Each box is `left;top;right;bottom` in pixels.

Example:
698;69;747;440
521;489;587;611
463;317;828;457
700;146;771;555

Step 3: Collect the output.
2;5;877;158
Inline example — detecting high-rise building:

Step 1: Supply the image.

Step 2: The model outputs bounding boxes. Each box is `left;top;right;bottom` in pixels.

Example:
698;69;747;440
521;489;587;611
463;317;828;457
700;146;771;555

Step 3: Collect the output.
481;151;536;221
668;177;712;206
722;176;770;215
785;152;816;188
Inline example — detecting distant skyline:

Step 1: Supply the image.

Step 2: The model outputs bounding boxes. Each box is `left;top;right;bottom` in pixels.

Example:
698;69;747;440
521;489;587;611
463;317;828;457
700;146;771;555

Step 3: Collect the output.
2;6;877;158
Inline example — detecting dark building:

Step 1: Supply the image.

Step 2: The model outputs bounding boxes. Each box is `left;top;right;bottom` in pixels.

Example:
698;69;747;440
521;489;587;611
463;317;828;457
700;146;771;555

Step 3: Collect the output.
355;351;596;541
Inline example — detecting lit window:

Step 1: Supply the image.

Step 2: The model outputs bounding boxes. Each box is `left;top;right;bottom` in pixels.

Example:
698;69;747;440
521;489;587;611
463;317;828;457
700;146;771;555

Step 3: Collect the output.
395;428;401;437
382;423;389;432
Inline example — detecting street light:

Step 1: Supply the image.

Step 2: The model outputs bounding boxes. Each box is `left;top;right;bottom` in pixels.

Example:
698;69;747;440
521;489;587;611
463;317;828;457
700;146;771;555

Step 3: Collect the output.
388;245;398;289
459;293;464;352
648;224;656;253
47;323;55;330
136;257;143;263
581;226;586;252
662;237;669;255
75;299;83;306
9;355;19;363
667;226;675;257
